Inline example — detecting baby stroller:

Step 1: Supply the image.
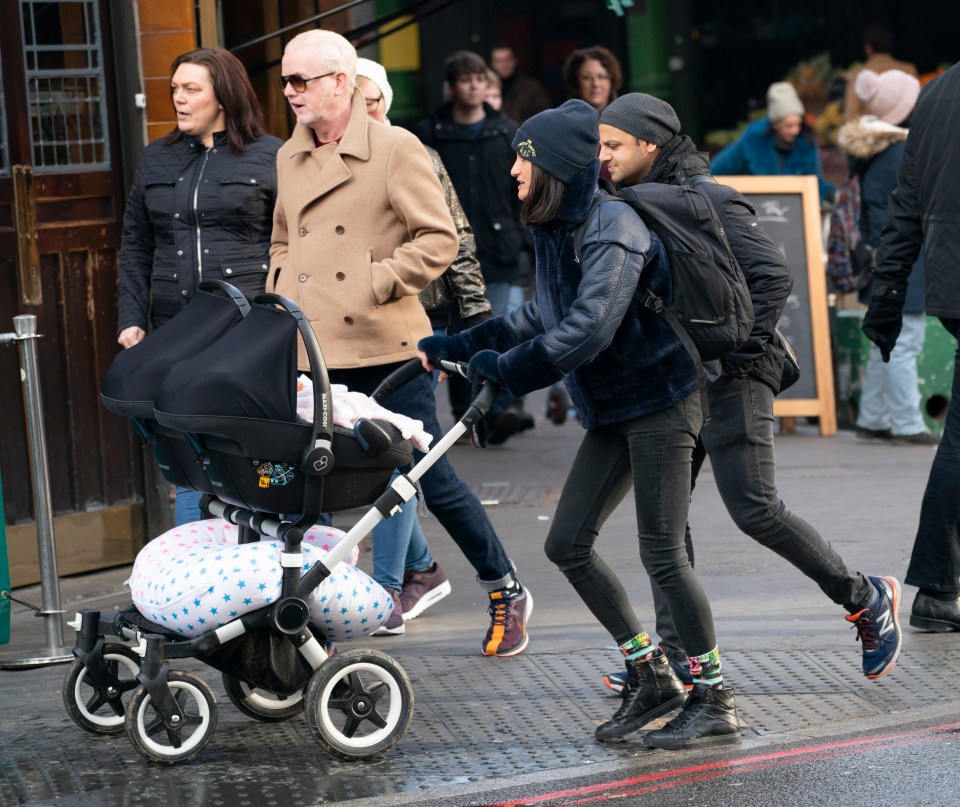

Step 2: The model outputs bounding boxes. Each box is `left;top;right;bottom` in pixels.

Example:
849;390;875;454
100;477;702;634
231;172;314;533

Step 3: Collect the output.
61;282;497;765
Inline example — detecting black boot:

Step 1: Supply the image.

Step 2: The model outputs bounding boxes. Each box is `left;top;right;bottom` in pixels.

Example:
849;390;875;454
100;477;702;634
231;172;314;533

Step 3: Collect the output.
595;653;688;742
642;683;741;750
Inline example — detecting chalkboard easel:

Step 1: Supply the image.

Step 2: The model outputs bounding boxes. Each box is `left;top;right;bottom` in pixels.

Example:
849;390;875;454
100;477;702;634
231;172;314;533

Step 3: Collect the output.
718;175;837;436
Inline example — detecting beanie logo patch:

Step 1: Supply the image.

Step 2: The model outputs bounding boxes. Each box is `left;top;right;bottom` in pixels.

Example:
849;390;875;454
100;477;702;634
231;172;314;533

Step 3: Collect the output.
516;138;537;158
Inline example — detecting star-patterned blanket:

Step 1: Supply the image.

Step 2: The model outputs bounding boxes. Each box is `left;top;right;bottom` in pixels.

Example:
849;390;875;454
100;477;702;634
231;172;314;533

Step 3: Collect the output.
127;519;392;642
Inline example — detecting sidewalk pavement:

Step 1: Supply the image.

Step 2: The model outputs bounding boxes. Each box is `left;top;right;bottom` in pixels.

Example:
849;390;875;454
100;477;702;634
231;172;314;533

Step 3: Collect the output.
2;388;957;807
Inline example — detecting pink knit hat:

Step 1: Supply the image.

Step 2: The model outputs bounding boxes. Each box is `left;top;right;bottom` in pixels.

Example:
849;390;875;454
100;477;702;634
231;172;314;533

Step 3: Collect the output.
854;69;920;125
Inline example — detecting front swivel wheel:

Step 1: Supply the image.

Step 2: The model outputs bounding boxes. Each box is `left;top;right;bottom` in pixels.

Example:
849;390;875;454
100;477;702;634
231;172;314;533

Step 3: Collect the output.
125;670;218;764
304;649;413;761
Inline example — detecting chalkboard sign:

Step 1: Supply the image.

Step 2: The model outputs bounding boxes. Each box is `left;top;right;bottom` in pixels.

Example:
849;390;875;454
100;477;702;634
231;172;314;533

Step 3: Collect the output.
718;176;836;435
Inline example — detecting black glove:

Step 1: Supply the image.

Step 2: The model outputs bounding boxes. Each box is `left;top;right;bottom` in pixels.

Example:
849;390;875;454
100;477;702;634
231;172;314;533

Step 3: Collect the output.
862;283;906;363
418;334;468;368
466;349;503;388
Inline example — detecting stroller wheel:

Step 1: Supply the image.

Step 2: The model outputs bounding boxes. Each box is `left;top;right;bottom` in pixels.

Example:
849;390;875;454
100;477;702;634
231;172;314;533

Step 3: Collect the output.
125;670;218;765
221;673;305;722
62;643;141;736
304;649;414;761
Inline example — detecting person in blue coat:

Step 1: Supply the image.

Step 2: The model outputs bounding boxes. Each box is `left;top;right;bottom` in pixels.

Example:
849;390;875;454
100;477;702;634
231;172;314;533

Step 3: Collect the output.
712;81;836;205
420;100;740;751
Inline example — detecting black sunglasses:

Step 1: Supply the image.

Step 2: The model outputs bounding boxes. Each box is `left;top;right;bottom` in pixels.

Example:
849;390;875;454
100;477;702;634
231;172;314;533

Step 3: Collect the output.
278;72;335;92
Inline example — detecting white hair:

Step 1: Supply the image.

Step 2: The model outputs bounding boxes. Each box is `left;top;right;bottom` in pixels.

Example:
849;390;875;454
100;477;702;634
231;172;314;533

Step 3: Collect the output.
285;29;357;93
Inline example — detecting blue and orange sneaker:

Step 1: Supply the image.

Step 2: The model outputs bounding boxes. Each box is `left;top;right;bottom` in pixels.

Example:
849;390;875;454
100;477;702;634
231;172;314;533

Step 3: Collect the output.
845;575;902;680
482;584;532;657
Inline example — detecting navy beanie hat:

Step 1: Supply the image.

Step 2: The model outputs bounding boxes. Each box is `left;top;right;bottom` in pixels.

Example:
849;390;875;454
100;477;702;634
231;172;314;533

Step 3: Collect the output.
511;99;599;184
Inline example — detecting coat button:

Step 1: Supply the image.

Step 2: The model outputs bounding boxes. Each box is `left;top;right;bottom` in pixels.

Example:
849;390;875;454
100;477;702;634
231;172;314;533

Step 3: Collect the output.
298;274;307;283
344;316;354;325
298;227;308;237
401;341;408;346
178;176;184;181
174;213;180;219
225;268;232;274
493;222;502;231
335;225;345;234
181;290;188;297
336;272;345;280
177;250;183;256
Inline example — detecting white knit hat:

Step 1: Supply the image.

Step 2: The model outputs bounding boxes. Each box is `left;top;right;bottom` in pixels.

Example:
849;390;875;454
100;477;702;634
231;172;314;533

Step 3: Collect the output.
355;58;393;116
767;81;804;121
855;69;920;125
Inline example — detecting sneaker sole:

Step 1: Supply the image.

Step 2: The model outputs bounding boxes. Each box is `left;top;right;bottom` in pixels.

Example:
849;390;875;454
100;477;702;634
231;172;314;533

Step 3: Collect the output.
595;693;688;742
603;675;625;694
402;580;452;621
482;590;534;657
372;622;406;636
865;576;902;680
642;729;742;751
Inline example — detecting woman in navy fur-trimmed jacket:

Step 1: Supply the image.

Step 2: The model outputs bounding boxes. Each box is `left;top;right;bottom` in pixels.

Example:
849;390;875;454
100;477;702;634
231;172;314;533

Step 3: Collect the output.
419;100;740;750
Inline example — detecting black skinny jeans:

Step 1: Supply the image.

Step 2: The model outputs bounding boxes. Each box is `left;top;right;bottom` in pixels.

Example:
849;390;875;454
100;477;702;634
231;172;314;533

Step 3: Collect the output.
543;392;718;657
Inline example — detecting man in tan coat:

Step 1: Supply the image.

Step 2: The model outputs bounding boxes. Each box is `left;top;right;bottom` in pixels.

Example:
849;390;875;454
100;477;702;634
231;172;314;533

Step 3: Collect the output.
270;29;532;657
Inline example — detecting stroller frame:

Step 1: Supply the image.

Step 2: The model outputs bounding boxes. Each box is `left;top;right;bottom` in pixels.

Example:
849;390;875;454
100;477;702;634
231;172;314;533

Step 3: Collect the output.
63;288;498;764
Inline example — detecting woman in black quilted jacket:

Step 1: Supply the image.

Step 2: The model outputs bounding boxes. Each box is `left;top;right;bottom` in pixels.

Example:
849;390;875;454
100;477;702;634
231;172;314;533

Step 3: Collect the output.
116;48;281;524
117;48;281;348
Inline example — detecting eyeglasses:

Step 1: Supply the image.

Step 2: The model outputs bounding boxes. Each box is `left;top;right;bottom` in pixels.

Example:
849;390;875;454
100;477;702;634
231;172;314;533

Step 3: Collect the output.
278;72;335;92
579;72;611;84
364;94;383;109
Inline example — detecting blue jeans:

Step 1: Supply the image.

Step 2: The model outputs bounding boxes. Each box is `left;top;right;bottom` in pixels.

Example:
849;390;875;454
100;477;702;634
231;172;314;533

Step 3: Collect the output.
857;313;928;436
333;368;515;590
485;281;525;317
543;393;717;656
653;375;872;659
906;318;960;594
372;470;435;592
174;486;202;526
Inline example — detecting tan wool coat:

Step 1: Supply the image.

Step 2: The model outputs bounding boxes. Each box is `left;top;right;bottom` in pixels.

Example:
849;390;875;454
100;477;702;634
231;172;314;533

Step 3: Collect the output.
269;90;458;370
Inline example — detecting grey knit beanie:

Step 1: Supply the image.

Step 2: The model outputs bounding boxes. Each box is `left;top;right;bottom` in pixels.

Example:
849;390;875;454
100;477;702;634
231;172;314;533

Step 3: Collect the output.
599;93;681;146
512;99;599;184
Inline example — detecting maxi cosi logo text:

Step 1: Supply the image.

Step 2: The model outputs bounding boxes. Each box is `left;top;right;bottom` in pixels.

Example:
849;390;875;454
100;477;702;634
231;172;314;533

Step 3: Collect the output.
320;392;330;429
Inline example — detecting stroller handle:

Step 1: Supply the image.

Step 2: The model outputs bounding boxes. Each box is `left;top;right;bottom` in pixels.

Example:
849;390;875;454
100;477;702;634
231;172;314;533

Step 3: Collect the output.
198;280;252;317
254;293;334;478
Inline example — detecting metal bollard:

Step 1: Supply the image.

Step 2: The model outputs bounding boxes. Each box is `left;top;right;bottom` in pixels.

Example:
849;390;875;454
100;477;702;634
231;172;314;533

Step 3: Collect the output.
0;315;72;668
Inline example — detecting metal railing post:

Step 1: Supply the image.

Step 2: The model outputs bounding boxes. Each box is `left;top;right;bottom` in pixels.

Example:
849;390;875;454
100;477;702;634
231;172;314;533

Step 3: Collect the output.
0;315;72;668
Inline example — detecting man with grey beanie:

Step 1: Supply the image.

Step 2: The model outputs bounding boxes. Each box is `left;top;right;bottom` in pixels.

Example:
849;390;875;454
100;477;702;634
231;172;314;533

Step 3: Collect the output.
598;94;903;702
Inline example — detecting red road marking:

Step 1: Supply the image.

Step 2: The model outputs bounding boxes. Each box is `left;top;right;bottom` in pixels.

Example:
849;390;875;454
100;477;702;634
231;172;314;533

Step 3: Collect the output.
488;722;960;806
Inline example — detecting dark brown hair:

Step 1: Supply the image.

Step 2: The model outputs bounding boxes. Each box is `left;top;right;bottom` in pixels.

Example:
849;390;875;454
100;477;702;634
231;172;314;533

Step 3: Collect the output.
164;48;265;154
562;45;624;101
520;162;567;225
444;50;488;86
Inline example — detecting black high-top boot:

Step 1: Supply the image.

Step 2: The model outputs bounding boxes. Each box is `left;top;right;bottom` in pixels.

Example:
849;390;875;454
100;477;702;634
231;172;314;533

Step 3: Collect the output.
595;653;688;742
642;683;741;750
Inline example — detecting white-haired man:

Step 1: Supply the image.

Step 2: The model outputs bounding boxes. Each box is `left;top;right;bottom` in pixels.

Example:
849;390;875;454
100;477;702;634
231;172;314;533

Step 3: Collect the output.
269;30;532;656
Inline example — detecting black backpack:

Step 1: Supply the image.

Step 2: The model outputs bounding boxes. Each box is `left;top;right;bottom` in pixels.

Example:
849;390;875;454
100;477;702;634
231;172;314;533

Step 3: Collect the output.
573;177;754;364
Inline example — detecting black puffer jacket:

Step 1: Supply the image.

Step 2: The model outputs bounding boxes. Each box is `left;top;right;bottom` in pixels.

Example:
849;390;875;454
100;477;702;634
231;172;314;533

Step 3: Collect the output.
873;63;960;319
117;131;282;333
649;140;793;392
414;104;527;284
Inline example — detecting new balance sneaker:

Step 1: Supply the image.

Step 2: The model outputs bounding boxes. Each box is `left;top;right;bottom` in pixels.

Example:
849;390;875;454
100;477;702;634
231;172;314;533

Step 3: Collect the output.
400;562;452;621
482;584;532;657
845;575;902;679
604;656;694;694
373;587;405;636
